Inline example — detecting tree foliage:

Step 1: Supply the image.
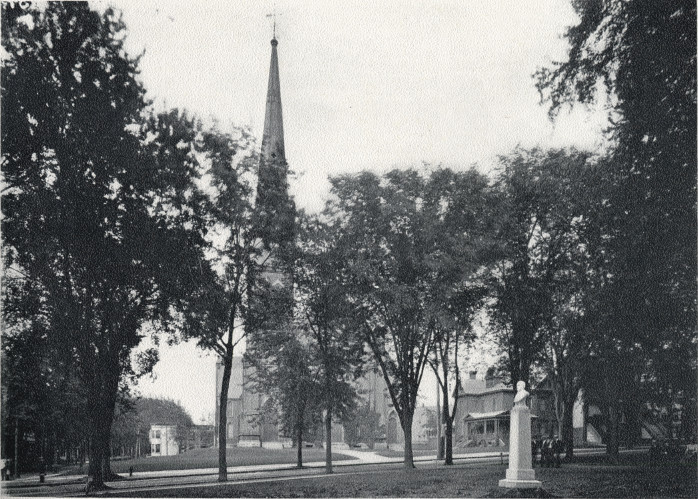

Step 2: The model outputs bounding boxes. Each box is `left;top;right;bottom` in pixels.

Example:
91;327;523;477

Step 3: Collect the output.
326;167;497;467
536;0;697;455
293;215;365;472
244;316;323;469
2;2;214;484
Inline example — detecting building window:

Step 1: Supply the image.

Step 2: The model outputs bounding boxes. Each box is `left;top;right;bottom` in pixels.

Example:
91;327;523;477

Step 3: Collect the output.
155;444;160;454
486;420;495;434
155;430;161;439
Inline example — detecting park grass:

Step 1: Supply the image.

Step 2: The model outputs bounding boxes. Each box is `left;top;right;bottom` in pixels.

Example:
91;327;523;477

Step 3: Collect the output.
106;452;697;498
374;448;440;458
63;447;355;475
374;446;512;458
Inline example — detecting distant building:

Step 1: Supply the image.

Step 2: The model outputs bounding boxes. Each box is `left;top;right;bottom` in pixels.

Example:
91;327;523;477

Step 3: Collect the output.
214;357;284;448
454;370;604;448
149;424;179;456
454;371;557;448
185;425;215;451
454;371;520;448
216;356;440;450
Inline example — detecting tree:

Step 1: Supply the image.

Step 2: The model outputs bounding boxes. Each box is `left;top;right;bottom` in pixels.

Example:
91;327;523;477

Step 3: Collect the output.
327;168;490;468
294;215;364;473
169;123;263;482
343;402;383;448
420;168;498;465
490;148;566;388
171;116;303;481
492;148;599;459
1;296;89;471
244;318;323;469
536;0;697;458
2;3;213;486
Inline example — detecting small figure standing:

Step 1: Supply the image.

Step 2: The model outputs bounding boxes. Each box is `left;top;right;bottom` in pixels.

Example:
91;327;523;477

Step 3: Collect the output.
541;437;551;467
531;439;538;467
553;437;564;468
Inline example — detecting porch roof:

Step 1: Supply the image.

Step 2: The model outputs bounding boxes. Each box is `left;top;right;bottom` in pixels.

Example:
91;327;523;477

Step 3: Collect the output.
463;410;539;421
463;410;509;420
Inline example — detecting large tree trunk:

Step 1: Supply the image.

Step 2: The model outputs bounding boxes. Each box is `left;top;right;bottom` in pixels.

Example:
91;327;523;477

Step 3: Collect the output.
101;435;111;481
402;410;415;468
88;379;118;487
88;429;103;486
296;425;303;469
102;372;119;481
442;389;454;465
218;350;233;482
87;392;105;487
324;406;333;474
444;416;454;466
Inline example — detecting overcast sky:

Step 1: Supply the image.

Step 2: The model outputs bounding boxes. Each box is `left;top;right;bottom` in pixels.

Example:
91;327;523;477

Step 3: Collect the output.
110;0;610;421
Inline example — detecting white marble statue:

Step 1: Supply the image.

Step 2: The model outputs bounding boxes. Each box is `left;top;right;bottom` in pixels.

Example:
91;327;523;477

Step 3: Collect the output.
499;381;542;489
513;381;529;406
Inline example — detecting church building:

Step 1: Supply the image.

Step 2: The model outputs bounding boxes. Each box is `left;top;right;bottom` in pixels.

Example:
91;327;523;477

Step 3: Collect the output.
214;32;433;451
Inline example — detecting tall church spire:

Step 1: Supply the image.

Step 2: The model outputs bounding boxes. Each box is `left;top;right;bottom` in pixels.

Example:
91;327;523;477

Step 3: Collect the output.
260;37;285;165
256;35;295;252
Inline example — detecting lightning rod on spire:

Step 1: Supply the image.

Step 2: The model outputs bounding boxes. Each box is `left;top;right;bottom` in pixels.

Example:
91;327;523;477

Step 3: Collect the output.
266;6;280;40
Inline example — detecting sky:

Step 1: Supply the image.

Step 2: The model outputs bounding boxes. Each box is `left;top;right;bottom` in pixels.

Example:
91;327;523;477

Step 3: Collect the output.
105;0;611;422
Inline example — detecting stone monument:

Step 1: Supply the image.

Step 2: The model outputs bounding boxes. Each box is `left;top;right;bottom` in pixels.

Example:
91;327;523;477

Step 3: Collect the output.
499;381;542;489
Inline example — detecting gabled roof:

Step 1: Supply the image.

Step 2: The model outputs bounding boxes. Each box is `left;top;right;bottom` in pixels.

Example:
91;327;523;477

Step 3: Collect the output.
458;380;511;396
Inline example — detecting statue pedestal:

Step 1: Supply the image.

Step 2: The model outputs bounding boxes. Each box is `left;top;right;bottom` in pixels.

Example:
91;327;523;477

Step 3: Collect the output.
499;404;541;489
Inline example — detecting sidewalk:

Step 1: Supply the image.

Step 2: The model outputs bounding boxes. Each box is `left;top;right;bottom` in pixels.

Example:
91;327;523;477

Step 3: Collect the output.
2;445;610;486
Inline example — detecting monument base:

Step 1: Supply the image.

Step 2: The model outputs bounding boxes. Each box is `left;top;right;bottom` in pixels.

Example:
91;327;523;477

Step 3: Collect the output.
506;468;536;480
498;478;542;489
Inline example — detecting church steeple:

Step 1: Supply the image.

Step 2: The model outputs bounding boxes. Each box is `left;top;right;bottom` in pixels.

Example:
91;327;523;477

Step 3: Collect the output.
256;35;295;252
261;37;285;165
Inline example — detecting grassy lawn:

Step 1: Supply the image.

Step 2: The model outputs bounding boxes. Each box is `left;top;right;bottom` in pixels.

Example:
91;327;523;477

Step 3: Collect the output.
374;449;439;458
374;446;513;458
64;447;355;475
109;452;697;498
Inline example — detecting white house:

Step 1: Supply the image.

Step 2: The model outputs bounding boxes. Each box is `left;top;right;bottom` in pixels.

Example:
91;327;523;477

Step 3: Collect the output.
149;424;179;456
